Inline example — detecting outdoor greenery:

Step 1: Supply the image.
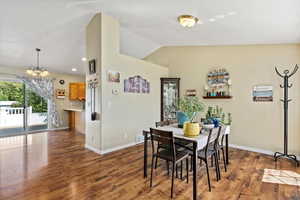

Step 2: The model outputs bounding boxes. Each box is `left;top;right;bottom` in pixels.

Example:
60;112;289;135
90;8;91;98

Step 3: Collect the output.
177;96;205;122
0;81;47;113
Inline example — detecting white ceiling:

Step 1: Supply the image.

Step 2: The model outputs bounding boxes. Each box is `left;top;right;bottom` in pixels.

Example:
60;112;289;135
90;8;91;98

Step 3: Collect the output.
1;0;300;75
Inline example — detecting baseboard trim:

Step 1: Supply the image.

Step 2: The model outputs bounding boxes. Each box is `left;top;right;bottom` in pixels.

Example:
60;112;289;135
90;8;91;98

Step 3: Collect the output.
229;143;300;160
85;142;142;155
85;144;102;155
100;142;137;154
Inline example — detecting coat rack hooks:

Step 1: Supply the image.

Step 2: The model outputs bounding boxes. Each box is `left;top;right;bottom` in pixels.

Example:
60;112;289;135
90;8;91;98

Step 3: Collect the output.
274;64;299;167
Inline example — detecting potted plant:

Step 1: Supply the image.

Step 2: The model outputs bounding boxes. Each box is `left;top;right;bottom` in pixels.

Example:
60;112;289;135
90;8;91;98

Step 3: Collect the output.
177;96;205;137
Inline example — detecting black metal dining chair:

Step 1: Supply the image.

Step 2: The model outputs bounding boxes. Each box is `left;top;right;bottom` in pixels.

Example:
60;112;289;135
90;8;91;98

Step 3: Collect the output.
150;128;189;198
197;126;221;192
215;124;227;173
155;121;170;170
155;120;189;179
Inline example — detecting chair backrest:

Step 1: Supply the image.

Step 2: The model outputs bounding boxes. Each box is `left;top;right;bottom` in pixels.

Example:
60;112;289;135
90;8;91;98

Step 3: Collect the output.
219;125;226;146
155;121;169;127
204;126;221;154
150;128;176;160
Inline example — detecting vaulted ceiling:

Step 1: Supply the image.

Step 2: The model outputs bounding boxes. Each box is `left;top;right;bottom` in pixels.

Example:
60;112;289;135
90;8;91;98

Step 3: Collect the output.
1;0;300;74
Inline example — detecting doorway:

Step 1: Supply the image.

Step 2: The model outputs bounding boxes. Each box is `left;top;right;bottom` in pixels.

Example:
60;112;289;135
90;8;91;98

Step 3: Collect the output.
0;80;48;137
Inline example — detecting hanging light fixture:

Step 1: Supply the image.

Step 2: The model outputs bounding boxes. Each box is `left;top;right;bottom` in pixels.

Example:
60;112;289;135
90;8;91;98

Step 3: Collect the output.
178;15;200;28
26;48;49;77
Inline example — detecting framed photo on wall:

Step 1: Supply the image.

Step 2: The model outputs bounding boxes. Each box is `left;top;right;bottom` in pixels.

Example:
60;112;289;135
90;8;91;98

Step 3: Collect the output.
89;59;96;74
107;70;120;83
253;85;273;102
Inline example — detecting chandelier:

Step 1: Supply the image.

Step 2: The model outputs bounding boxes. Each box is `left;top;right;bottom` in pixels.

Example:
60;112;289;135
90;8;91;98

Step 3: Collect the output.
26;48;49;77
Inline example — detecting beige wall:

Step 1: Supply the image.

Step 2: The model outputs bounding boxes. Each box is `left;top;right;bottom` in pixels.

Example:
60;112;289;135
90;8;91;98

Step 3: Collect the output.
85;14;102;150
0;66;85;128
85;13;168;152
145;44;300;155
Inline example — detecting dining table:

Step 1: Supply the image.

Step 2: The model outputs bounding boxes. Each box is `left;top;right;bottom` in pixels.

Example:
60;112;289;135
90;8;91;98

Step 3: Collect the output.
143;124;230;200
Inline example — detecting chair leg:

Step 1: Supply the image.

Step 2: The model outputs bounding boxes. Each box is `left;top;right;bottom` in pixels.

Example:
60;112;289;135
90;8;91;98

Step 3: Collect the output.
211;155;214;167
181;161;183;180
215;152;221;181
186;157;189;183
154;145;159;169
213;154;219;181
222;148;227;172
190;156;193;172
155;156;158;169
150;155;155;187
205;160;211;192
171;162;175;198
166;160;170;176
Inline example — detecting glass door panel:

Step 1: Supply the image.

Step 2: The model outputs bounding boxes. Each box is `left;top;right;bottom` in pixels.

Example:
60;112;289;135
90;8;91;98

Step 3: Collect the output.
0;80;25;136
26;87;48;131
160;78;180;121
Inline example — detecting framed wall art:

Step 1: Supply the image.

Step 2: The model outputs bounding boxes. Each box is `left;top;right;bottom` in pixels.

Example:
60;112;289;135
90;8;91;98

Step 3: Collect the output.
89;59;96;75
253;85;273;102
107;70;120;83
124;75;150;94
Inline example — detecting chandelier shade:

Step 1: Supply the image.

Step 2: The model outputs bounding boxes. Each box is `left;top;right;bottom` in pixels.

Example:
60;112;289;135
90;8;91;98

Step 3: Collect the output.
26;48;49;77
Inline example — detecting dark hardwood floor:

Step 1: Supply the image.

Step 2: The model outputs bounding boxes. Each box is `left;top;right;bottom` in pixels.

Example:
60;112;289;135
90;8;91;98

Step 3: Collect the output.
0;130;299;200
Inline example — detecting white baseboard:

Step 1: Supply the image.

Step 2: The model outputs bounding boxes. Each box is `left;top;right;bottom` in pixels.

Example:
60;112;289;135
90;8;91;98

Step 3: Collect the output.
85;142;140;155
100;142;137;154
229;143;300;160
85;144;102;154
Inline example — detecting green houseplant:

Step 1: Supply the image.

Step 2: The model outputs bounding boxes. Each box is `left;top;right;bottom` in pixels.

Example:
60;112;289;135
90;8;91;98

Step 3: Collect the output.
177;96;205;137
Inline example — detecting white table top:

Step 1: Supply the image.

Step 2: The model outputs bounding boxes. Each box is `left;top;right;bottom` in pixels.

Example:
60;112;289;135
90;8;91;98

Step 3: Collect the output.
145;125;230;150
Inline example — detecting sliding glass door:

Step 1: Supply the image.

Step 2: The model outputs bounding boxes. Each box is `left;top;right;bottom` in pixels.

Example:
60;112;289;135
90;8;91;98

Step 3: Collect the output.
0;80;25;136
0;80;48;137
26;87;48;131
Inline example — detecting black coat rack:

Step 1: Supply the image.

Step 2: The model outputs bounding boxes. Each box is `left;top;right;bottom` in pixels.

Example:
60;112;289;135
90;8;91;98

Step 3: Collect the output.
274;64;299;166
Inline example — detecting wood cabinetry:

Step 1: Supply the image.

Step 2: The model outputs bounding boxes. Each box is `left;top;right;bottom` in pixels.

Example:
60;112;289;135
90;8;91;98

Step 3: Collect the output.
69;83;85;100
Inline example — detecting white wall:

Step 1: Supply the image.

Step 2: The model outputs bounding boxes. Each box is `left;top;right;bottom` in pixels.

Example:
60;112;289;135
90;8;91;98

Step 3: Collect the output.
85;13;168;153
120;27;161;59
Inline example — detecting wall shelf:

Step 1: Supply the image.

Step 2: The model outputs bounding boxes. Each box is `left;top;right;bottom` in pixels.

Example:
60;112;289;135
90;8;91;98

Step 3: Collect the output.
203;96;232;99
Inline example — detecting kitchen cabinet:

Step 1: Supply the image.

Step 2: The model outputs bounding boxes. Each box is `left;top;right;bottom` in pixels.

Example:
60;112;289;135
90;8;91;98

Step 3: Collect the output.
69;82;85;100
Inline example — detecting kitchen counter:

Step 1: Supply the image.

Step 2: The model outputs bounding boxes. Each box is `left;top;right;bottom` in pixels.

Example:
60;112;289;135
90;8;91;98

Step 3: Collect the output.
64;108;84;112
64;109;85;134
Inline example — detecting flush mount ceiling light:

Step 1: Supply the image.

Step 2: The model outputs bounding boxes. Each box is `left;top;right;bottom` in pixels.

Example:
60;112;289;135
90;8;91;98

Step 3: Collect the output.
178;15;200;28
26;48;49;78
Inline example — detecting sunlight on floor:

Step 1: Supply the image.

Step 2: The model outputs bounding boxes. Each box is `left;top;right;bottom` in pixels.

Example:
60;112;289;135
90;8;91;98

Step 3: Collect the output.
262;168;300;186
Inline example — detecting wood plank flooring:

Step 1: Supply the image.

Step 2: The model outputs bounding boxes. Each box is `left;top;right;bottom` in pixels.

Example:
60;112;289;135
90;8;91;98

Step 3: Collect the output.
0;131;299;200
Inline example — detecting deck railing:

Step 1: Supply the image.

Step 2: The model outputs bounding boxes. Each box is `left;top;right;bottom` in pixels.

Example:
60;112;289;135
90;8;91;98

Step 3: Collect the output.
0;107;47;129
